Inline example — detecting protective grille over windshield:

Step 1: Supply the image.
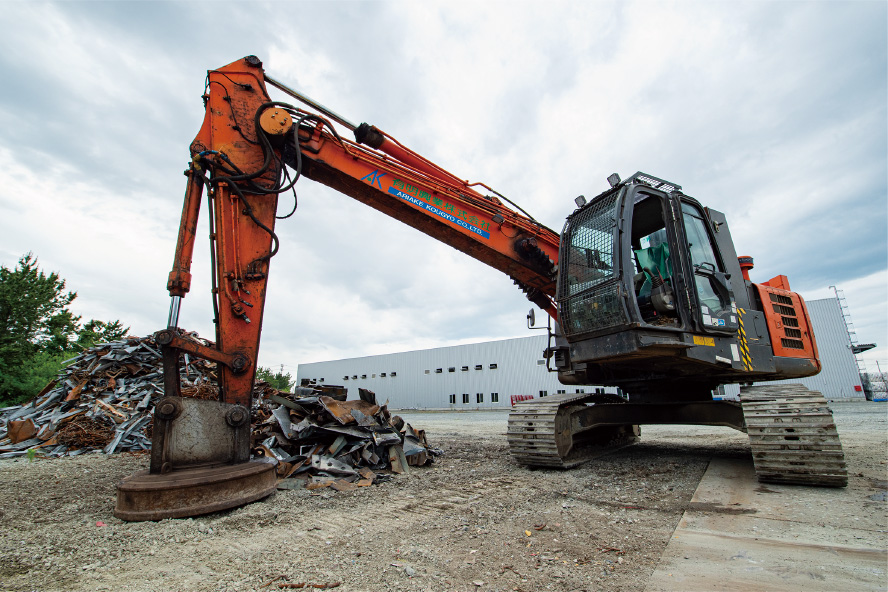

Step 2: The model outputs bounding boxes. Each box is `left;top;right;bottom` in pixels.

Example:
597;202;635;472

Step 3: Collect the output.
558;191;626;336
560;192;618;297
560;281;625;336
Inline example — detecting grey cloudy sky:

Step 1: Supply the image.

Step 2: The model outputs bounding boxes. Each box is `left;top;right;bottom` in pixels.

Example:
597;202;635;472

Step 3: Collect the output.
1;1;885;376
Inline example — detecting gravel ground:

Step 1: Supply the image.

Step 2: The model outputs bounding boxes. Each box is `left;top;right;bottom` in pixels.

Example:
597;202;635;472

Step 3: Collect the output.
0;402;884;592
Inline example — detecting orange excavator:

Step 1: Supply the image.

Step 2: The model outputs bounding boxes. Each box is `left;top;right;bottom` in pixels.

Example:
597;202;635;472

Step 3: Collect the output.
114;56;846;521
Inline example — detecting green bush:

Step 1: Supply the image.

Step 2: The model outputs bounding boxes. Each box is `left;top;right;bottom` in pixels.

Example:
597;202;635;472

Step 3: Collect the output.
256;366;294;392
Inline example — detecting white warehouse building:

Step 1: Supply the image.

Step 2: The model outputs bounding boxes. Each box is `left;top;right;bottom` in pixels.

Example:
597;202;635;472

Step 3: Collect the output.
296;296;866;409
297;335;603;410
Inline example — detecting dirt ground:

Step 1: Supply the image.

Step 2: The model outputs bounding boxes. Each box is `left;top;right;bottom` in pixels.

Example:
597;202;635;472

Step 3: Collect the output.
0;403;885;592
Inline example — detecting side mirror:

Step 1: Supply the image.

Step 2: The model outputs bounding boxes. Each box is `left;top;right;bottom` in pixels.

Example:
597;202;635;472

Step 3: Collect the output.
527;308;536;328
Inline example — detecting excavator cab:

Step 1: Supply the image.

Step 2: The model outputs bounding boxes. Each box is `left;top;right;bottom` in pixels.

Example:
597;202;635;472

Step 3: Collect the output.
553;173;745;396
522;172;844;485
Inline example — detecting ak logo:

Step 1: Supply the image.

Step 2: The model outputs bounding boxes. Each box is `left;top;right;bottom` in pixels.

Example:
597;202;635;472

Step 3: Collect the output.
360;169;386;190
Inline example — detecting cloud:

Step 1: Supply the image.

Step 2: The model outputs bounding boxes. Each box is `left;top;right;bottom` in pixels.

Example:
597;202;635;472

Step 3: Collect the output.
0;0;884;378
0;145;186;336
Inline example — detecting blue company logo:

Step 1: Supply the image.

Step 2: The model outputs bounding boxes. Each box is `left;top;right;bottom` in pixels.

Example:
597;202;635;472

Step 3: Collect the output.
360;169;387;189
389;187;490;240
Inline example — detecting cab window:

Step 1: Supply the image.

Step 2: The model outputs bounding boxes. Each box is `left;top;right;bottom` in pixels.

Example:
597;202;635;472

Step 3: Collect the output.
681;202;730;316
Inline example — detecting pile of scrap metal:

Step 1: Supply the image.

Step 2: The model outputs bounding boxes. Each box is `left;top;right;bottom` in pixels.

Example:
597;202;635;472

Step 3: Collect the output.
0;332;220;458
0;334;443;492
254;386;442;491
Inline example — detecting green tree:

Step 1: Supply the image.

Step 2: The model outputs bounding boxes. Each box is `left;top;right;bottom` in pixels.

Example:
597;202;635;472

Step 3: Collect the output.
75;319;129;349
0;253;76;364
0;254;129;406
256;365;294;392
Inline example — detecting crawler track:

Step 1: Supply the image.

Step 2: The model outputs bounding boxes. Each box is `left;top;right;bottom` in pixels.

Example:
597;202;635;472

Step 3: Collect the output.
507;392;636;468
740;384;847;487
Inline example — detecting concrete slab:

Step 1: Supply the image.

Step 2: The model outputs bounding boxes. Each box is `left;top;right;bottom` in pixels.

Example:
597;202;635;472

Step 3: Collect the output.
646;458;887;591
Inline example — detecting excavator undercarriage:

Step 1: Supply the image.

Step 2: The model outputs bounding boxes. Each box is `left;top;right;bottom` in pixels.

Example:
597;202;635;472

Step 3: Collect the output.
507;384;847;487
507;392;640;468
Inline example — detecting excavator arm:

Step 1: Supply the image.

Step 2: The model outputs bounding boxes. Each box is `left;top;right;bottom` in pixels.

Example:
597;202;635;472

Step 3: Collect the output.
166;55;560;409
117;56;564;520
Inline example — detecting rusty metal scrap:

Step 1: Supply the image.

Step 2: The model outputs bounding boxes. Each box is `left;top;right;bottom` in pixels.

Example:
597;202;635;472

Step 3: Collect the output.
0;332;218;458
252;386;441;489
0;334;443;492
6;419;38;444
56;416;116;449
318;396;380;425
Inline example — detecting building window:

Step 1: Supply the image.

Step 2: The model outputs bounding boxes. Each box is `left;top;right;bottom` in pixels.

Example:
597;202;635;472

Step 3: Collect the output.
489;363;498;369
449;367;456;373
381;373;386;377
344;376;349;381
476;393;484;403
319;378;324;382
372;374;376;378
491;392;499;402
462;366;469;372
361;375;367;379
435;368;442;374
537;359;546;365
352;375;357;380
391;372;397;377
576;389;584;393
539;390;548;397
449;394;456;404
475;364;483;370
462;393;469;404
557;389;566;394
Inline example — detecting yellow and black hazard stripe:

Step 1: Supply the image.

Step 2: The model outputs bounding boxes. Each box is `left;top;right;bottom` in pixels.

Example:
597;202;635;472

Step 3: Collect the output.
737;308;753;371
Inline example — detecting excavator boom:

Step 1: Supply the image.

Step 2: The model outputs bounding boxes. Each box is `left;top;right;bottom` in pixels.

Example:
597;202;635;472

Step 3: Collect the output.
294;122;560;315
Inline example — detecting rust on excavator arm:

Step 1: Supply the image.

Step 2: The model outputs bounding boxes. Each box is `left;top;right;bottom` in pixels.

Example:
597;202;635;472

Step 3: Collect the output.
166;56;280;407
